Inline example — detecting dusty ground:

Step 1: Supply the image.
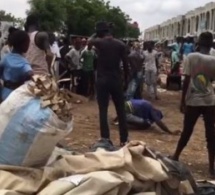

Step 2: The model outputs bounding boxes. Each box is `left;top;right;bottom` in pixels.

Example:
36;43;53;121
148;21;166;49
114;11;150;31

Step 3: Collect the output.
64;89;210;180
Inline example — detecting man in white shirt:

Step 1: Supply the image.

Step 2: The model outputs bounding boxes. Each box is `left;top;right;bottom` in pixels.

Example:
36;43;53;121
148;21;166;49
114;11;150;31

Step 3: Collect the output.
51;41;61;58
144;43;159;100
65;38;82;93
50;40;61;79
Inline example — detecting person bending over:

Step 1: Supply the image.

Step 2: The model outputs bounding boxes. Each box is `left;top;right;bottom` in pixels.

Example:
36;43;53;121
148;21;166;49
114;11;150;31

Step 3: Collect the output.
172;32;215;178
0;30;33;101
114;99;180;135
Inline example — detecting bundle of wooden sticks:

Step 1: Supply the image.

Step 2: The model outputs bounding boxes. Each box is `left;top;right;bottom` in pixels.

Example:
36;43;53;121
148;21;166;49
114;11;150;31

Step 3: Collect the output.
28;75;74;122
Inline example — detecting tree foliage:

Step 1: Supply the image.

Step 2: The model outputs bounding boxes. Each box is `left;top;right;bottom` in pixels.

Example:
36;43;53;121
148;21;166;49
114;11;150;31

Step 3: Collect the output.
15;18;25;29
127;25;141;39
0;10;16;22
27;0;140;38
0;10;25;29
27;0;67;32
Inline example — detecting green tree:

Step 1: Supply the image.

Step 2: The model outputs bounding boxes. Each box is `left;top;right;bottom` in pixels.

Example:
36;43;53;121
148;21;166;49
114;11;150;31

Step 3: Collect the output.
27;0;141;38
127;25;141;39
28;0;67;32
64;0;132;37
65;0;108;36
15;18;25;29
104;6;128;37
0;10;16;22
0;10;25;29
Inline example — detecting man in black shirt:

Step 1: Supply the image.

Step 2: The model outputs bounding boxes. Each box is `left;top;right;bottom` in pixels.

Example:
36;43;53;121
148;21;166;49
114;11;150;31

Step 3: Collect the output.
89;21;129;147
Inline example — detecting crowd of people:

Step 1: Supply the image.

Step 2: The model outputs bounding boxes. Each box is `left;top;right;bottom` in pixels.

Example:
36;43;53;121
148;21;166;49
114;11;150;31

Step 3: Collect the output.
0;14;215;178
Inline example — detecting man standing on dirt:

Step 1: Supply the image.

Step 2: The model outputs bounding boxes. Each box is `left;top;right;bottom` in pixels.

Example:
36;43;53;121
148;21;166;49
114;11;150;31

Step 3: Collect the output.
89;21;129;147
65;38;83;94
172;32;215;178
126;42;144;100
24;14;53;75
81;41;96;99
144;42;159;100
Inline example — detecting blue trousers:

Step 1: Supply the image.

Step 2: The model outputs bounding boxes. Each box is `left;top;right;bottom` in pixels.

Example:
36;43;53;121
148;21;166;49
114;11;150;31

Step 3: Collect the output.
126;71;143;100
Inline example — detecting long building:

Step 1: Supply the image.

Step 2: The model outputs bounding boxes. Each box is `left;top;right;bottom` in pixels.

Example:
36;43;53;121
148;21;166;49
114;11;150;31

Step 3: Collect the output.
144;2;215;41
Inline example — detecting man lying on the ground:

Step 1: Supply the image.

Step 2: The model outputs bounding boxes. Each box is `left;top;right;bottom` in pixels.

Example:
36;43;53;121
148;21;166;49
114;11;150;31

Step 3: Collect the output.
114;99;181;135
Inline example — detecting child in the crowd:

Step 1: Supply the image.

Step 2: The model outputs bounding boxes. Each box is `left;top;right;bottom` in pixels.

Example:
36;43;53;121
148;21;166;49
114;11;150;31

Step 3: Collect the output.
0;30;33;101
172;32;215;178
80;41;96;99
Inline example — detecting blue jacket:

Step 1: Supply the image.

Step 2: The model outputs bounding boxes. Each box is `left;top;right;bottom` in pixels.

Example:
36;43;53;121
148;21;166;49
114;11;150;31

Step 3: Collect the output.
129;99;163;123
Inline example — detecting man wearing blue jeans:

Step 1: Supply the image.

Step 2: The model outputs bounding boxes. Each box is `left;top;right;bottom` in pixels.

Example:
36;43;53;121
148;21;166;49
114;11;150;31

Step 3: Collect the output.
126;42;144;100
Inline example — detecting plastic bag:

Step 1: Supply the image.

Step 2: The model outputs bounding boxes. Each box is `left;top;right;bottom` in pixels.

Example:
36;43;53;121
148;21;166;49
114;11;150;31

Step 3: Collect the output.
0;84;73;167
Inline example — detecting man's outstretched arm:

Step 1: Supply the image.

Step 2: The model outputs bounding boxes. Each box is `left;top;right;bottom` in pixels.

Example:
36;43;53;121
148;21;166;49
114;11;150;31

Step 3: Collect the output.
151;109;180;135
155;120;181;135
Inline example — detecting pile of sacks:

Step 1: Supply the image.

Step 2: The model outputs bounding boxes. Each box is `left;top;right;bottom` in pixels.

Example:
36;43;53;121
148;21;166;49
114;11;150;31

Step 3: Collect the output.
0;141;200;195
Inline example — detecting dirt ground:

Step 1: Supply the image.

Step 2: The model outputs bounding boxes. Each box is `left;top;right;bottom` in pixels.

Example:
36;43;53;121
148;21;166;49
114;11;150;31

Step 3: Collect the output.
64;89;210;180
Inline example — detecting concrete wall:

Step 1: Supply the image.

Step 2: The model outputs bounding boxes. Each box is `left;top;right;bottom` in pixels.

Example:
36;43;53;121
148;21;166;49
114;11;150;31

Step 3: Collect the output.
144;2;215;41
